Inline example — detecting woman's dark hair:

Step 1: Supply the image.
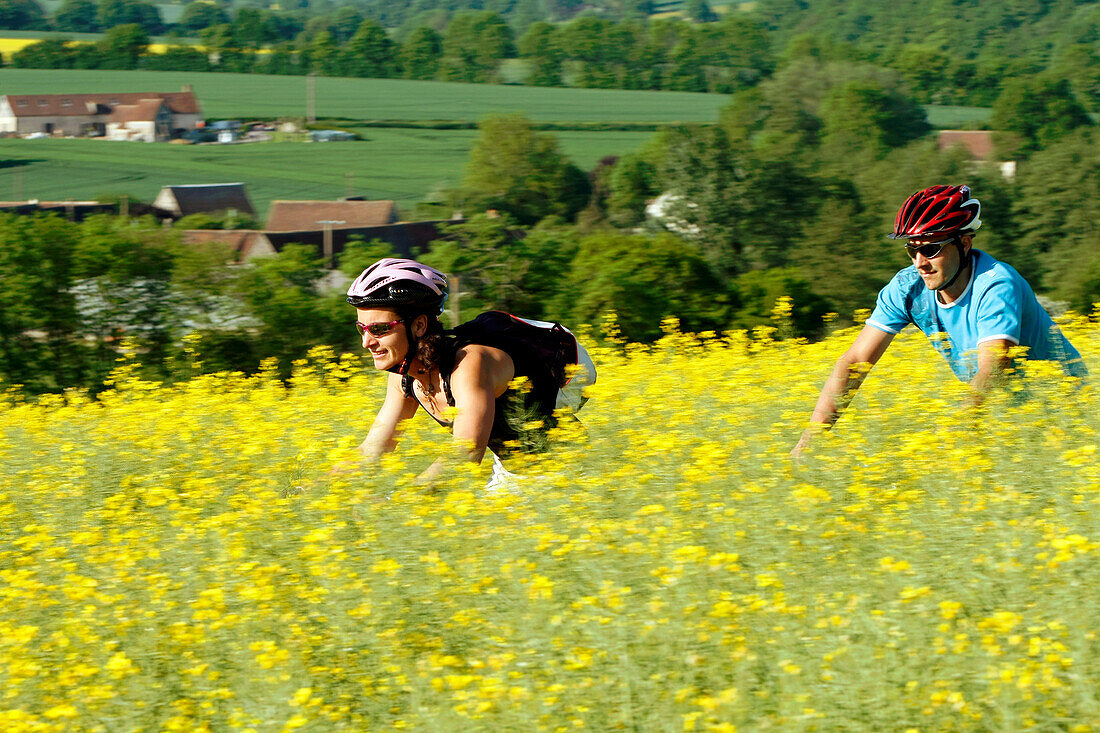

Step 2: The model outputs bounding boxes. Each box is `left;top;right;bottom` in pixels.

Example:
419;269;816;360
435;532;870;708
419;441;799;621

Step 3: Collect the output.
403;310;452;372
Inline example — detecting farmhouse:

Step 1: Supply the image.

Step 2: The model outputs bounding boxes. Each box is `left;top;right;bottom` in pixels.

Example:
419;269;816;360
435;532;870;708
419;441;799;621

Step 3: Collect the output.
265;199;400;231
260;198;459;266
0;85;201;141
937;130;1016;178
154;183;256;219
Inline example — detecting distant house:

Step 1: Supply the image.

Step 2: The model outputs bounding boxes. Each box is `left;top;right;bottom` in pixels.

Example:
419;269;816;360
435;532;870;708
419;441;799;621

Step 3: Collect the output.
107;98;172;142
937;130;1016;178
154;183;256;219
264;221;453;262
181;229;276;261
265;199;400;231
0;86;201;139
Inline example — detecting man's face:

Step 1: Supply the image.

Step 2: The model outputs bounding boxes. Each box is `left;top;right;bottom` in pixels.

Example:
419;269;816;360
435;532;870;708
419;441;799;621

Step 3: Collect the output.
908;235;970;291
356;308;408;371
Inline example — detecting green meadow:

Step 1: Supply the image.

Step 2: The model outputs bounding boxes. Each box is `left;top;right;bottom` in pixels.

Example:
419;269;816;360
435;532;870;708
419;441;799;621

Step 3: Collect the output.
0;69;733;123
0;130;652;217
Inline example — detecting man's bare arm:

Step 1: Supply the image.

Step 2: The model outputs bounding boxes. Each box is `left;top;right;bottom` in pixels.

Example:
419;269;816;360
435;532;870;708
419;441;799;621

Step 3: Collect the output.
967;339;1013;403
792;326;895;456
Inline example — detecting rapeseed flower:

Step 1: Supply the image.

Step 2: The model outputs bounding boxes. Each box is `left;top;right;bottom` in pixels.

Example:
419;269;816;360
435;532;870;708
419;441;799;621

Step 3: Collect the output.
0;320;1097;729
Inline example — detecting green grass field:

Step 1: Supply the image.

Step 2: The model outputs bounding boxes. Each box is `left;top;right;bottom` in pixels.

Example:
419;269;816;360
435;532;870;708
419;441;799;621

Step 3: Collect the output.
0;68;989;126
0;129;652;217
0;69;734;123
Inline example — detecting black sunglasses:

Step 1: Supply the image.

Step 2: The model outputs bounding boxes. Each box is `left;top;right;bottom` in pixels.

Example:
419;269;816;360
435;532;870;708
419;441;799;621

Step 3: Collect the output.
905;237;956;260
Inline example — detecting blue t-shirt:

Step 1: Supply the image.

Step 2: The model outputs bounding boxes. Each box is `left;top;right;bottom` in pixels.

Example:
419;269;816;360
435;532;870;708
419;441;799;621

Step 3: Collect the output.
867;250;1087;382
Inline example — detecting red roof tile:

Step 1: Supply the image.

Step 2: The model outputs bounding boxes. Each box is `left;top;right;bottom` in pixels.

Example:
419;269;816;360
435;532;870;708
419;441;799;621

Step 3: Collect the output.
266;200;399;231
108;98;167;123
937;130;995;160
4;90;200;117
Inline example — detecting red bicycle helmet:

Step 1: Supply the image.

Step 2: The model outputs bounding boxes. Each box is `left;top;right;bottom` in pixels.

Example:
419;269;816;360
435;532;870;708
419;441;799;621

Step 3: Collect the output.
889;184;982;240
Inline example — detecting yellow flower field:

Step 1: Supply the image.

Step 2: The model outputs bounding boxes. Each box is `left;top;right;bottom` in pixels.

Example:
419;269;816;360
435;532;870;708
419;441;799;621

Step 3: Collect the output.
1;310;1098;732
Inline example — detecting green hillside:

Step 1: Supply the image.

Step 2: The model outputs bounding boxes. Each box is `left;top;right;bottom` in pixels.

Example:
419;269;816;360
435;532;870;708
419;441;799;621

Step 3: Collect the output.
0;69;733;123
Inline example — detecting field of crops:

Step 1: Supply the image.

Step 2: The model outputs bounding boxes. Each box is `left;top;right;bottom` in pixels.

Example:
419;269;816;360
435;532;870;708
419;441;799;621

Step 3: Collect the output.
0;69;734;123
0;128;651;217
0;68;991;127
2;310;1098;731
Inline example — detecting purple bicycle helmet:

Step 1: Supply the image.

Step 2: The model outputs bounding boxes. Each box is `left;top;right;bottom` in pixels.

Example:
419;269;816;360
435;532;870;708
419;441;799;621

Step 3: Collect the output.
347;258;448;315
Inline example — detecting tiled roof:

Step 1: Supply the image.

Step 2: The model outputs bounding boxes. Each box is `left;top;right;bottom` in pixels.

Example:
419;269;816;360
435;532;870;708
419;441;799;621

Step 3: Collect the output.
182;229;268;257
108;98;167;123
937;130;995;160
161;183;255;217
265;200;399;231
4;90;200;117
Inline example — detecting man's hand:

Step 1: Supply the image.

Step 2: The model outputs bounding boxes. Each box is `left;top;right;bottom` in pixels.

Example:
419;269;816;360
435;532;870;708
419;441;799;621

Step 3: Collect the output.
791;423;827;461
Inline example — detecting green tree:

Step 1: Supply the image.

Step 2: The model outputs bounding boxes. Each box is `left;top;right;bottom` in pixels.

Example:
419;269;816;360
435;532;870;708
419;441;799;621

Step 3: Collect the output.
305;29;338;74
819;80;932;161
340;18;397;77
657;124;746;276
518;21;562;86
231;7;278;48
558;230;737;342
684;0;717;23
1011;129;1100;301
12;37;77;67
441;11;515;83
53;0;98;31
96;0;161;33
178;0;229;33
329;5;364;44
729;267;830;337
423;214;576;320
72;216;177;386
0;214;81;393
142;44;210;71
557;16;621;88
461;114;590;225
97;22;150;69
1052;44;1100;113
398;26;441;79
991;75;1094;156
0;0;44;29
606;152;658;226
234;244;352;373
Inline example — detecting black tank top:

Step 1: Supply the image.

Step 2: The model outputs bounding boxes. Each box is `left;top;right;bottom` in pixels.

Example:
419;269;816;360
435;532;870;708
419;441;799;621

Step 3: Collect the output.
402;312;568;456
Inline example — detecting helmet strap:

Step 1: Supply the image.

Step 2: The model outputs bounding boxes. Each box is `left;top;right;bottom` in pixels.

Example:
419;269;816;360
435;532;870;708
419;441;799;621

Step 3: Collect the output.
934;239;971;292
386;320;418;376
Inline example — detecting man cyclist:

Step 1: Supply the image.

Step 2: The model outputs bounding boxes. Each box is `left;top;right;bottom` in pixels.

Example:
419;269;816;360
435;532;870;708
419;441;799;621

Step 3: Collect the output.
346;258;595;487
793;184;1087;456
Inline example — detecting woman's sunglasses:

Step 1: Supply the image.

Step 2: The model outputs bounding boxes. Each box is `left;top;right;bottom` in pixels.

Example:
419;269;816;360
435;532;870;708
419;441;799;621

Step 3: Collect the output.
355;319;403;337
905;237;956;260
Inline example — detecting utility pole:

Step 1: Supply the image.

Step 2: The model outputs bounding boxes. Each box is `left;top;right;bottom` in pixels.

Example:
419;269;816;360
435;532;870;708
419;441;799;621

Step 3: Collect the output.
446;275;461;325
317;219;345;269
306;72;316;125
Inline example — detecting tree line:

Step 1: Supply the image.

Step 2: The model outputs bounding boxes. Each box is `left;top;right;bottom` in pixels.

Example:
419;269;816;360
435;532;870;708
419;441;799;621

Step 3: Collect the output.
5;1;1098;108
9;10;774;94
